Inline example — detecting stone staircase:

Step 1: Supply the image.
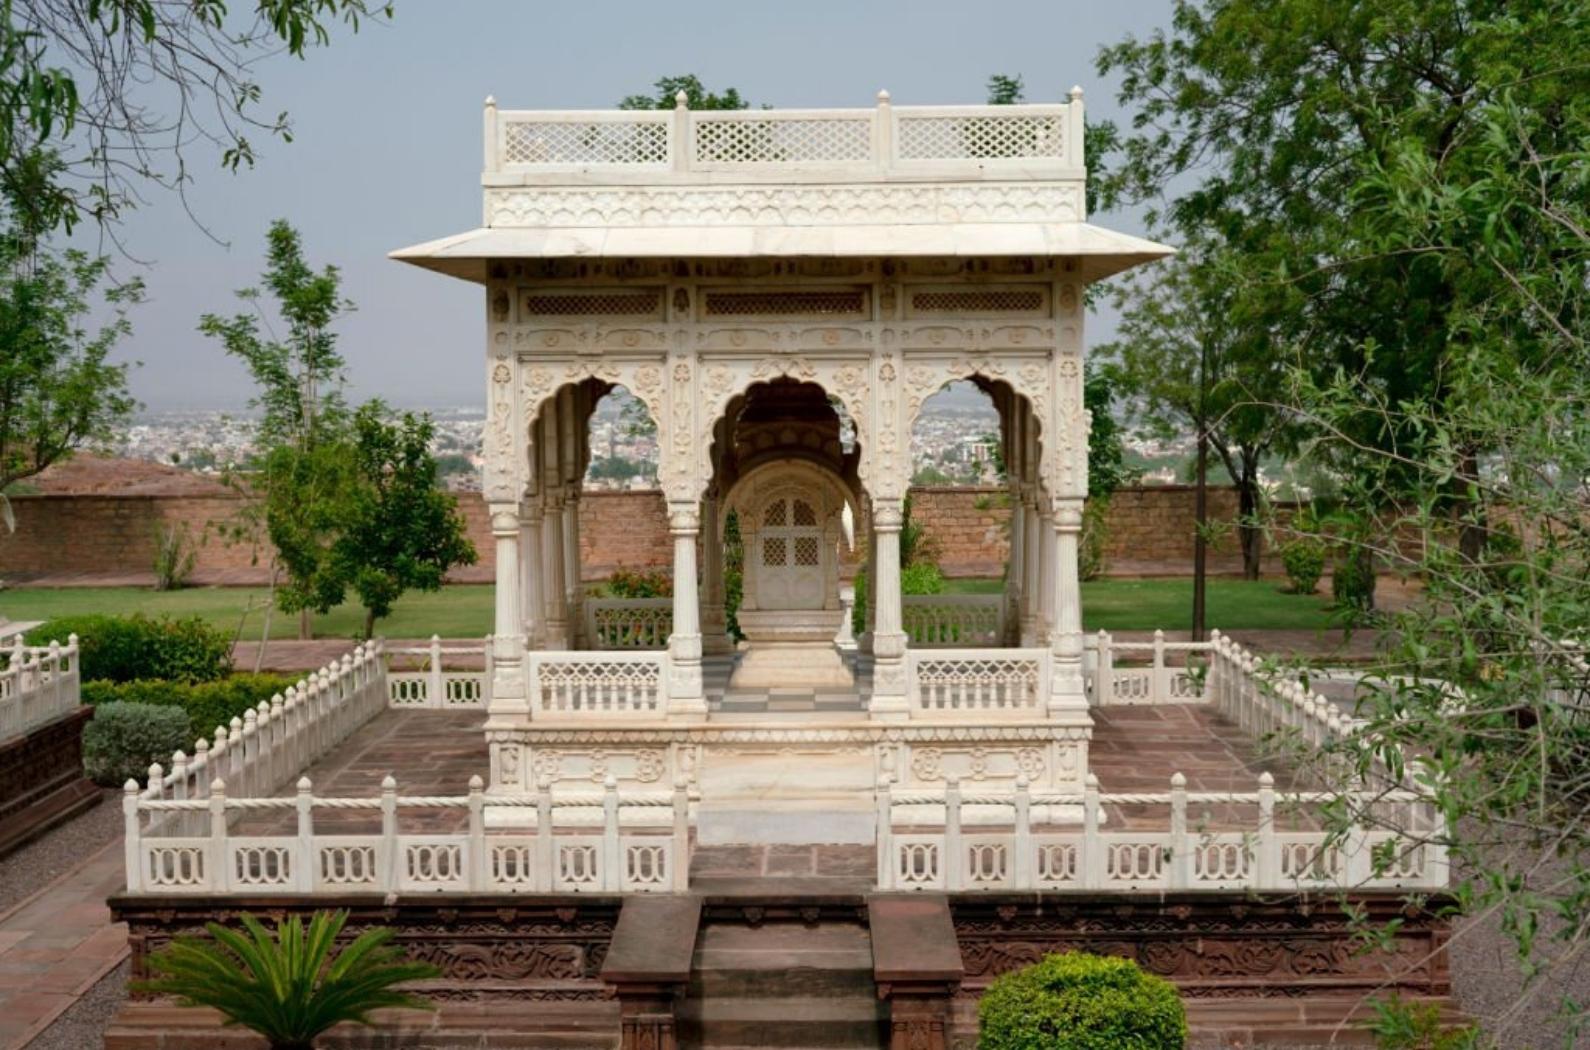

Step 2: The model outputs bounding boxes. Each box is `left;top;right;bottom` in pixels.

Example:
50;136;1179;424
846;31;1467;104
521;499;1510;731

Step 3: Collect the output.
677;909;888;1050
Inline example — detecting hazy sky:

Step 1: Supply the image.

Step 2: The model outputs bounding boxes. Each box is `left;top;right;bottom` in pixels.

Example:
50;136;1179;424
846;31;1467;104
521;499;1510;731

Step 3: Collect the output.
80;0;1175;411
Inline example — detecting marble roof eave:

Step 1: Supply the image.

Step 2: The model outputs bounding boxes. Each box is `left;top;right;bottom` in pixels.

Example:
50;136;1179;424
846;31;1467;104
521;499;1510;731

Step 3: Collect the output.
388;222;1174;284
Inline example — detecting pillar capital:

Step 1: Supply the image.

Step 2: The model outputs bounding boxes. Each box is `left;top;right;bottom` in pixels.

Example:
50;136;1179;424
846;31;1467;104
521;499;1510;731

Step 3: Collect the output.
488;504;520;535
668;506;700;534
872;499;904;531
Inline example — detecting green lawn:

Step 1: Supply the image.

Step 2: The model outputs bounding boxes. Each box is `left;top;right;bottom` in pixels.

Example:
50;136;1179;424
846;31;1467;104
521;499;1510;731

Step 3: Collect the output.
1;577;1338;640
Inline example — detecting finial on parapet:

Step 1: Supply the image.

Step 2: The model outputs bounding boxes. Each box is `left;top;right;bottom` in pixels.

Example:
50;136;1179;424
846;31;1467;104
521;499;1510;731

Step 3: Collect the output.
876;88;891;105
674;89;689;109
484;95;496;109
1068;85;1084;102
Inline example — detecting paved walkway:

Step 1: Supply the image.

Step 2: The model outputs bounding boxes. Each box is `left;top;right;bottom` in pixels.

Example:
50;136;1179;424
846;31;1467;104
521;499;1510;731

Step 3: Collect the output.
0;845;127;1049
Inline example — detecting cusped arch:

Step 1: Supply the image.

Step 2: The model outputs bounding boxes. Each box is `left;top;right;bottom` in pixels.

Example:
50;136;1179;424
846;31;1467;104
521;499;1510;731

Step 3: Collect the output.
694;357;873;504
903;357;1053;493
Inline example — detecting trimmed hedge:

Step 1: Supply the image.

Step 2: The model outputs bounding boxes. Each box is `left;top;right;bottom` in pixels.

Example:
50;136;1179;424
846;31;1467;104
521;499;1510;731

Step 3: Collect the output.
81;674;299;741
29;614;232;684
978;952;1187;1050
83;702;193;786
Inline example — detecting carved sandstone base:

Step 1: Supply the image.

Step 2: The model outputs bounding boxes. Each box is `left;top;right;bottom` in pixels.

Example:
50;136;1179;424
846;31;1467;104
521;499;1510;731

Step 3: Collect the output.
0;707;99;857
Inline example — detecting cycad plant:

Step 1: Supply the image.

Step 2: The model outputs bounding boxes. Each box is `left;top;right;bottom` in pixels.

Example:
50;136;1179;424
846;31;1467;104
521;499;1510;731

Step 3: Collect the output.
137;910;439;1050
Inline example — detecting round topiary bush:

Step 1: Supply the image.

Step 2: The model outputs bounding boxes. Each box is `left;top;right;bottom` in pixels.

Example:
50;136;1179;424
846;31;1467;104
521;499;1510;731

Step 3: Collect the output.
978;952;1187;1050
83;702;193;787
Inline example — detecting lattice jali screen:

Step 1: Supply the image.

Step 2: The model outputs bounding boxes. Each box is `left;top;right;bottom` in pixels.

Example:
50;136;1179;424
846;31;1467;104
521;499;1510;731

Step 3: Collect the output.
896;114;1065;161
502;120;669;165
694;117;872;164
910;289;1048;315
794;536;820;566
763;537;787;565
522;290;664;318
792;500;816;526
703;289;867;318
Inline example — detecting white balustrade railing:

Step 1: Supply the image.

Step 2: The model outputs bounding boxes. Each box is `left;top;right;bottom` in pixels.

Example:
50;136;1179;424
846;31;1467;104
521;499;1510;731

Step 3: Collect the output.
0;635;81;742
877;771;1448;893
487;97;1085;181
135;642;389;832
529;651;668;719
903;595;1004;648
123;773;691;895
1207;631;1362;754
908;648;1050;717
386;635;491;709
1092;630;1212;705
585;599;672;650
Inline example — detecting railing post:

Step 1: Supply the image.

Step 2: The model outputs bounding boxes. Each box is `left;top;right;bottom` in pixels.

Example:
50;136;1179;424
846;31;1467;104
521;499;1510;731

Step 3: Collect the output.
1256;772;1275;889
1013;776;1033;890
270;694;286;791
1344;800;1371;889
296;776;315;892
875;88;893;173
467;775;487;891
1152;629;1167;704
1067;85;1086;175
672;90;690;174
536;775;553;892
241;709;259;798
482;634;495;708
380;775;399;894
429;635;444;709
1095;630;1112;705
1082;774;1101;890
483;95;498;174
122;781;142;893
875;774;894;891
47;640;62;713
944;776;962;892
672;775;691;892
209;778;228;893
603;776;621;892
1168;772;1188;890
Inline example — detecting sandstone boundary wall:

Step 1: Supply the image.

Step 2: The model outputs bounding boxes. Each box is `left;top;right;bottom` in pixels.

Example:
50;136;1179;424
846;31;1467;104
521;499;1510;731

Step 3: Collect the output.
0;485;1278;584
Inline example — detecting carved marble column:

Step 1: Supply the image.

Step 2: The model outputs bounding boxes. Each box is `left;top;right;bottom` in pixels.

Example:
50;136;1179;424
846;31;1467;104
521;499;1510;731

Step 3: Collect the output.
562;485;582;648
869;499;909;719
666;505;707;720
1049;498;1088;711
541;488;568;650
519;501;544;650
1028;500;1050;647
1005;483;1025;647
700;493;733;655
859;497;878;655
486;504;527;719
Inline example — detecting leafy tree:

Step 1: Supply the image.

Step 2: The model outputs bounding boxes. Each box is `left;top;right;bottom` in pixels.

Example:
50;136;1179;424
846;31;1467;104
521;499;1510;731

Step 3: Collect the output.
1096;235;1294;577
331;402;476;638
1096;2;1590;1037
201;220;352;638
985;74;1024;106
619;75;748;111
138;910;437;1050
0;152;140;512
0;0;392;233
1096;0;1590;597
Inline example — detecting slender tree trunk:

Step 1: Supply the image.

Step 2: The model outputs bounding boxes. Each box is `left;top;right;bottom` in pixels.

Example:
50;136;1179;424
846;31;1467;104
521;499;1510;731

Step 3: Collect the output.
363;607;376;641
1236;462;1262;581
298;607;312;641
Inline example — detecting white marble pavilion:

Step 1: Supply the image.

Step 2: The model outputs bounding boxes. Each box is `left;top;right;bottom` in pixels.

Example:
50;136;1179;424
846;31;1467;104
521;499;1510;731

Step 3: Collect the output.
392;90;1175;842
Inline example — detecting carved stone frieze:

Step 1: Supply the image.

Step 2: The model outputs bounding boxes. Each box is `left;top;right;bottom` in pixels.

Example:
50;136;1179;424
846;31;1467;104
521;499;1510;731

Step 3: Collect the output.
950;895;1454;1000
487;182;1085;228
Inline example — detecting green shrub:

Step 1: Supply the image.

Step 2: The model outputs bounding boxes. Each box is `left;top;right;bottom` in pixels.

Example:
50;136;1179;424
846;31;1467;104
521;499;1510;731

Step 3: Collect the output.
902;562;946;595
852;567;868;637
977;952;1187;1050
1332;546;1377;612
1080;499;1110;581
81;673;298;740
1280;537;1326;594
604;566;673;599
29;614;231;684
83;702;193;786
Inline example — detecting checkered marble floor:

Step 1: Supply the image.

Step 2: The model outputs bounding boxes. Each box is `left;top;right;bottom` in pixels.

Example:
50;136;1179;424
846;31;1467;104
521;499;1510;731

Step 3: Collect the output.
702;652;873;714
